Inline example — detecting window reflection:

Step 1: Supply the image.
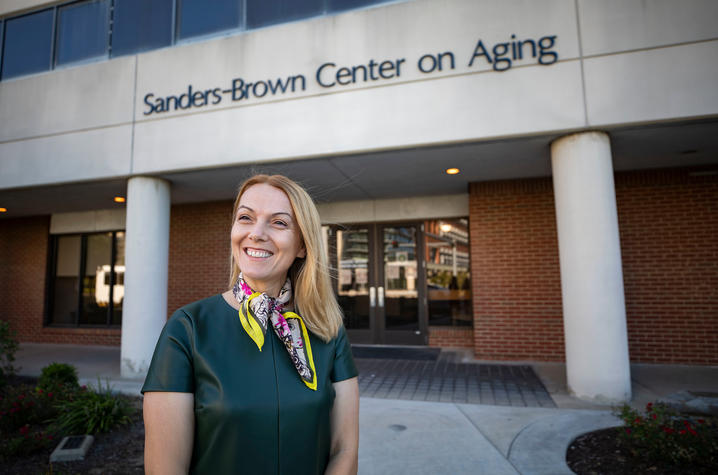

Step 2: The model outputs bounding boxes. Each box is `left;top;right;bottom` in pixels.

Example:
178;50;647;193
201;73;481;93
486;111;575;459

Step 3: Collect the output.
325;226;370;329
49;231;124;326
424;218;472;326
383;226;419;331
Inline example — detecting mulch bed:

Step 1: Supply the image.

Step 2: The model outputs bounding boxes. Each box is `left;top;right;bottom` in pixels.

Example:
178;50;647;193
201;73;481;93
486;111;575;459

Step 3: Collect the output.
1;376;145;475
566;425;718;475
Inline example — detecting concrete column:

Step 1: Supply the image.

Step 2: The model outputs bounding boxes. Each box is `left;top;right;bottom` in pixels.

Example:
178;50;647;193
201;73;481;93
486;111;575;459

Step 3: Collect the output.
121;176;170;379
550;131;631;404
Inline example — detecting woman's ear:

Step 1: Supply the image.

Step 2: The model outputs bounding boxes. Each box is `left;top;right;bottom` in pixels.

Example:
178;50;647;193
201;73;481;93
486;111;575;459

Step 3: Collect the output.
297;246;307;259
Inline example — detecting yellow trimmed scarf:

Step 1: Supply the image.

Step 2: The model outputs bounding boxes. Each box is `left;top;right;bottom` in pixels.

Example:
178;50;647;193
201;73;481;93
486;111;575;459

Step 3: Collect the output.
233;274;317;390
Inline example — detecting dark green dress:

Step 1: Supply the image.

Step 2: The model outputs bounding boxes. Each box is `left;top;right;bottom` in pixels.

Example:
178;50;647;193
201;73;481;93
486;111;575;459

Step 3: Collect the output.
141;294;358;475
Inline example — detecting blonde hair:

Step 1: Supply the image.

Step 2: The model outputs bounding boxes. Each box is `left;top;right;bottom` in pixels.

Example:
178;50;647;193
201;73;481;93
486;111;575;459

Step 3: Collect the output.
228;174;343;341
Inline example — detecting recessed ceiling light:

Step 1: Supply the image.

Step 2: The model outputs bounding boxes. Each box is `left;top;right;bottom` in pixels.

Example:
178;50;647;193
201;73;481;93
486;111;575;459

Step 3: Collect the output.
114;196;126;203
445;168;460;175
0;207;7;213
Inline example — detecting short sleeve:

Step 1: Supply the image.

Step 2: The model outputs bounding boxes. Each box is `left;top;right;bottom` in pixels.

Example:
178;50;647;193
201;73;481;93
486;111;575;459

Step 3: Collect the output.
141;309;195;394
330;325;358;383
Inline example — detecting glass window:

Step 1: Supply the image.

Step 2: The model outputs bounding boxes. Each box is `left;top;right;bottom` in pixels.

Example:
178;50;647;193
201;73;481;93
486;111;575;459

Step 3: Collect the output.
56;0;110;66
52;235;82;324
112;0;173;57
333;226;371;329
80;233;112;324
1;9;54;80
328;0;386;14
424;218;472;327
178;0;241;40
246;0;323;29
48;232;124;326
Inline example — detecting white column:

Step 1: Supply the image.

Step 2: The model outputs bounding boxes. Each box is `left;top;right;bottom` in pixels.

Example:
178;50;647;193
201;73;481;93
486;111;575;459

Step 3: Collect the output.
550;131;631;404
121;176;171;379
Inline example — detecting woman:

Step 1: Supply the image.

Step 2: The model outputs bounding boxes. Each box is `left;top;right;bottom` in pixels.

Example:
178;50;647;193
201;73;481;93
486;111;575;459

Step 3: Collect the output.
142;174;359;475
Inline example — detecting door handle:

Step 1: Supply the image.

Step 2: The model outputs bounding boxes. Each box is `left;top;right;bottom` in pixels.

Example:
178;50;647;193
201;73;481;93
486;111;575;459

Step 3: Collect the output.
378;286;384;307
369;286;376;307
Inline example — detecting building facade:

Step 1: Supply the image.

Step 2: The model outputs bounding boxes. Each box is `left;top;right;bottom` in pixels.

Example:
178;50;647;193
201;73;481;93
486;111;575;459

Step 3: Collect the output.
1;0;717;403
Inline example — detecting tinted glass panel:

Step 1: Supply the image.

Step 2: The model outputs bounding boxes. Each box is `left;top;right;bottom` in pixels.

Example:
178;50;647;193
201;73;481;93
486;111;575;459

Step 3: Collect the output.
178;0;240;40
425;218;472;326
335;227;370;330
328;0;385;13
56;0;109;66
1;9;53;80
383;226;419;331
246;0;323;29
81;233;112;324
52;235;81;324
112;0;173;57
111;232;125;325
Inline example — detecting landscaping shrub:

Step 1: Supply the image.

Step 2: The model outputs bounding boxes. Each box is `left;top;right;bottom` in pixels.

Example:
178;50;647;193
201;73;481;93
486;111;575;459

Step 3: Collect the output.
0;425;55;461
38;362;79;391
0;320;19;388
0;384;61;433
617;402;718;470
53;380;134;435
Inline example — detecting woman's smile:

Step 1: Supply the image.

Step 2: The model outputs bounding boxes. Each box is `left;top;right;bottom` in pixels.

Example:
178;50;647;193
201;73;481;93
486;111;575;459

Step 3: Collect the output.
244;247;273;258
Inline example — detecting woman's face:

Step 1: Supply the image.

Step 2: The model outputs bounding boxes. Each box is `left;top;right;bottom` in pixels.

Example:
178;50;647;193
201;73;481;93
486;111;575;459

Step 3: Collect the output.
231;183;306;297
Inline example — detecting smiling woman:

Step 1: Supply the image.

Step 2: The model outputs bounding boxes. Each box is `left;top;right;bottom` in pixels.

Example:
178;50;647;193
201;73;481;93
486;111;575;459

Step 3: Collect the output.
142;174;359;475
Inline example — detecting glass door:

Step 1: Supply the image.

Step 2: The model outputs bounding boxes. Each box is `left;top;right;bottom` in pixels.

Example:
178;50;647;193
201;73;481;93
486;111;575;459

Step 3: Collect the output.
379;224;425;345
326;223;427;345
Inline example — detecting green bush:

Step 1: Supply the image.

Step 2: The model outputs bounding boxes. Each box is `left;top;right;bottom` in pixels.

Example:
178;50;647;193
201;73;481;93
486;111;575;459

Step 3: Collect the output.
617;402;718;470
0;320;19;387
38;363;79;391
53;380;134;435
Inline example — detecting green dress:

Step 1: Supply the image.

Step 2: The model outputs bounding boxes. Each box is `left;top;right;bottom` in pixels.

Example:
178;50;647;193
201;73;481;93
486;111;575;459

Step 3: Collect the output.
141;294;358;475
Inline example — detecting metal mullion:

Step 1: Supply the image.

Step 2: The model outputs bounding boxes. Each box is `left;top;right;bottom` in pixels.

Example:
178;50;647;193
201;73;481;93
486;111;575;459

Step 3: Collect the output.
77;234;88;326
0;20;5;79
46;235;59;325
108;231;117;326
50;5;58;70
240;0;246;31
172;0;179;43
107;0;114;58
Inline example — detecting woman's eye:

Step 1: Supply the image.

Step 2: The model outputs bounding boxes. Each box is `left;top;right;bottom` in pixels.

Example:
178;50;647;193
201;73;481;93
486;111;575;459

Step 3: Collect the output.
238;215;251;221
274;220;288;227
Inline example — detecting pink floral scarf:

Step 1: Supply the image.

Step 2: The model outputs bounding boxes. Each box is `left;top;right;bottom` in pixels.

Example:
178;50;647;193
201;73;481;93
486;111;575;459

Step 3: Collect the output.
233;273;317;390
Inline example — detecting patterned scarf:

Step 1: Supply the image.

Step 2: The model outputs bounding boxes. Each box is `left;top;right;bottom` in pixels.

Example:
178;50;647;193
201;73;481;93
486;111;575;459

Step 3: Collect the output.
232;273;317;390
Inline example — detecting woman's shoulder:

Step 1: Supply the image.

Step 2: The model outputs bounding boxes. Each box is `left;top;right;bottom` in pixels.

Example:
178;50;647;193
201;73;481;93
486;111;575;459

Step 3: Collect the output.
170;294;230;322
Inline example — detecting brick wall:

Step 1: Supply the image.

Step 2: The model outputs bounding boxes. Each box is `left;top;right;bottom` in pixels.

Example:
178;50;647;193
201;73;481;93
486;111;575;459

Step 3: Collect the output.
0;216;50;342
616;169;717;364
167;201;233;316
468;178;565;361
468;167;718;365
0;216;122;345
428;327;473;348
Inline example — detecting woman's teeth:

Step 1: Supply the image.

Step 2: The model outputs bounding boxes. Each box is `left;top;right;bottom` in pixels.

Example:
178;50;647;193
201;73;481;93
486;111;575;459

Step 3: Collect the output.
246;248;272;258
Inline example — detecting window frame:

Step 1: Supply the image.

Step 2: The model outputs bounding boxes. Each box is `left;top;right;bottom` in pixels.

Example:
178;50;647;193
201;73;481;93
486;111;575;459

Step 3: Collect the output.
45;230;124;328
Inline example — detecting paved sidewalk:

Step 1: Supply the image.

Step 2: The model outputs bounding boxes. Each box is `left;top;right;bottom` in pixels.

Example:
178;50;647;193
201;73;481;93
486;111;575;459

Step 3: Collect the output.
13;343;718;474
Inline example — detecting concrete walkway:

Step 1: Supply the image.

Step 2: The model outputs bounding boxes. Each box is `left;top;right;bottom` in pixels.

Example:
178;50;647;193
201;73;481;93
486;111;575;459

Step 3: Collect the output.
14;343;718;475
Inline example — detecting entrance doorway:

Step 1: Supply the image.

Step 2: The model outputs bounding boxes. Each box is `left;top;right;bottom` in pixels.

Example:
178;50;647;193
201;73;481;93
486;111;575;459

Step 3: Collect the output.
325;223;427;345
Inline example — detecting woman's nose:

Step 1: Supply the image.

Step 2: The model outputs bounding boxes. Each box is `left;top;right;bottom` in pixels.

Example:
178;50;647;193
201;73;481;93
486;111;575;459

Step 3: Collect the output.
248;221;268;241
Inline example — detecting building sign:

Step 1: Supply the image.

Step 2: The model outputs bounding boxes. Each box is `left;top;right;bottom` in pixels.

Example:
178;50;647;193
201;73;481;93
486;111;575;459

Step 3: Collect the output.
143;35;558;116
